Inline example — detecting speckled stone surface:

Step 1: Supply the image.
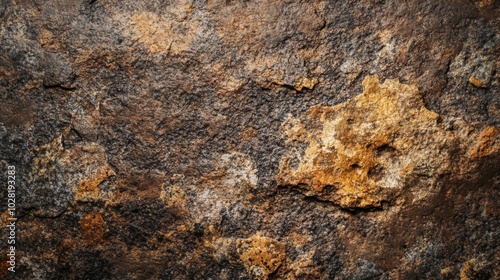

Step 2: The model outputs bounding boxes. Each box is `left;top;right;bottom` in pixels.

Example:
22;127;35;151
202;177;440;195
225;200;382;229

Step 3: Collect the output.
0;0;498;279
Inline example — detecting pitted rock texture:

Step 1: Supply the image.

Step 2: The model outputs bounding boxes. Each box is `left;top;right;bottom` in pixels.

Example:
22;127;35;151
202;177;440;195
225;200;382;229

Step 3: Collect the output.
236;235;286;279
0;0;499;279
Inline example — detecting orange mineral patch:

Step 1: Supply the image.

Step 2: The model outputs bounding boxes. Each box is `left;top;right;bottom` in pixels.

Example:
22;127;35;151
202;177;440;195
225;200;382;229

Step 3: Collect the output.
75;165;115;202
80;213;107;245
467;126;499;159
31;137;116;207
277;75;472;209
59;144;116;203
237;234;285;280
469;76;488;88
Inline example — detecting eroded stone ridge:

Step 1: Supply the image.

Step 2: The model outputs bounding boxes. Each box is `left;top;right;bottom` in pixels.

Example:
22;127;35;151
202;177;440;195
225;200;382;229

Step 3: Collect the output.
277;76;498;209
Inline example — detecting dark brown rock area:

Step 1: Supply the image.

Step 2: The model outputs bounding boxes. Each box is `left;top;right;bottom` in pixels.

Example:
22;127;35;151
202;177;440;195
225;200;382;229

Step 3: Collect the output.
0;0;499;279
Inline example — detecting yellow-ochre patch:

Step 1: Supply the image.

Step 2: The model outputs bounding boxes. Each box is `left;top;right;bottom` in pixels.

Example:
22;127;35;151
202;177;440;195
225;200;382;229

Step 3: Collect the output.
237;234;285;280
121;10;200;54
277;75;498;209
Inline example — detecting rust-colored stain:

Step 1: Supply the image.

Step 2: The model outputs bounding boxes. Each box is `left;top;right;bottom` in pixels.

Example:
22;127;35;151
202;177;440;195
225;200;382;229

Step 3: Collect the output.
75;166;115;202
80;213;107;245
240;127;258;142
237;234;285;280
277;75;497;209
469;76;488;88
467;126;499;159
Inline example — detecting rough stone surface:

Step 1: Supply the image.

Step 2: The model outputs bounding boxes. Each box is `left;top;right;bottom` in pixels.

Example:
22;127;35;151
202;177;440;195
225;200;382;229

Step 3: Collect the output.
278;75;498;209
0;0;499;279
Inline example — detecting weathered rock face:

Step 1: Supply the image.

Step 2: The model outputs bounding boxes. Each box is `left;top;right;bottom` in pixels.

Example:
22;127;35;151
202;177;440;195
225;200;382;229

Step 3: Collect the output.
278;76;498;209
0;0;498;279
